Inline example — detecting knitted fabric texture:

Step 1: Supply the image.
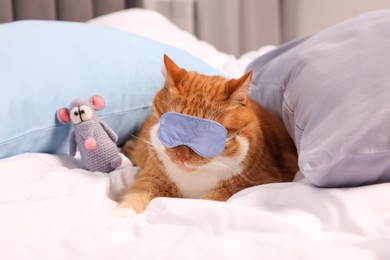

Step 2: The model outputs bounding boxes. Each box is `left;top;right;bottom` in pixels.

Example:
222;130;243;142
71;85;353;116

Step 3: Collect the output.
59;97;122;173
72;119;122;173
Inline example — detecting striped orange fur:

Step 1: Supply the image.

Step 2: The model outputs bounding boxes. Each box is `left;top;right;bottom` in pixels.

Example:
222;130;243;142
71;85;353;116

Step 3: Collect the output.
119;55;298;214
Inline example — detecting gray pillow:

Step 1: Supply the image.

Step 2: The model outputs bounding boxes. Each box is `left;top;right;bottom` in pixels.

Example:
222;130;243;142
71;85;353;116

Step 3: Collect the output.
247;10;390;187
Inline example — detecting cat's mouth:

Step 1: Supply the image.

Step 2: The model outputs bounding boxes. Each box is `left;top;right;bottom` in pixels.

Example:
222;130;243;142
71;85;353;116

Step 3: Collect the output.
176;162;197;172
165;145;211;171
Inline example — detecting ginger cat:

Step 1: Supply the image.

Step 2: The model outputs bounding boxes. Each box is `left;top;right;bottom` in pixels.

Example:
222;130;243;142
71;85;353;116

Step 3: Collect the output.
119;54;298;214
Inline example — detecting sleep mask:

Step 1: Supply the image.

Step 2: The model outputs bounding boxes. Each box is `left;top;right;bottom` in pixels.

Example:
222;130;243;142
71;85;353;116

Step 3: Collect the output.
159;112;233;158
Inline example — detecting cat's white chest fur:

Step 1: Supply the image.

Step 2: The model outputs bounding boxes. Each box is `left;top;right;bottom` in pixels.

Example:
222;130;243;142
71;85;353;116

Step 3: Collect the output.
149;123;249;198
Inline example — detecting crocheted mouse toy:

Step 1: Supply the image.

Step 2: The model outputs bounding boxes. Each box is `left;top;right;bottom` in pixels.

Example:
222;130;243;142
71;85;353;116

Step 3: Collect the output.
56;95;122;173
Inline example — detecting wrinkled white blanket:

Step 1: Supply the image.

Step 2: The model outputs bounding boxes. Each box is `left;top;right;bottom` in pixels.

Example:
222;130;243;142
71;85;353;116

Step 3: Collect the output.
1;153;389;260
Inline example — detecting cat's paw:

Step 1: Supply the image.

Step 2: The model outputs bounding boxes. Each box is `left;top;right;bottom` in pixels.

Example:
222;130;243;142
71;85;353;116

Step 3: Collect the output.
113;207;137;218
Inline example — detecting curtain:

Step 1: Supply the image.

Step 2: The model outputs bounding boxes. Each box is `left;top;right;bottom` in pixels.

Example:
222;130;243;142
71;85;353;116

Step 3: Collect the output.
195;0;281;57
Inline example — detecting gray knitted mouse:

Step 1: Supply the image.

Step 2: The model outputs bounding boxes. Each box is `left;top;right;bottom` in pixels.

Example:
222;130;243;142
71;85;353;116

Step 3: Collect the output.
56;95;122;173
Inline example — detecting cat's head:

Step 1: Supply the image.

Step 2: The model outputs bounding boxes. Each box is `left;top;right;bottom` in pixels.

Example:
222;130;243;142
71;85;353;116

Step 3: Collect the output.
151;54;255;170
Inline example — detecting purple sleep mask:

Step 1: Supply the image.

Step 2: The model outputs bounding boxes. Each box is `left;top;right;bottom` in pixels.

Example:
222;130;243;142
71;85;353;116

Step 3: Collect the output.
158;112;233;158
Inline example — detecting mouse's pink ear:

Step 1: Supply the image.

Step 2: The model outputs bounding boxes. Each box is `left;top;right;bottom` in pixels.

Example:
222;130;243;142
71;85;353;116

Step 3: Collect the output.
90;95;105;111
57;108;71;124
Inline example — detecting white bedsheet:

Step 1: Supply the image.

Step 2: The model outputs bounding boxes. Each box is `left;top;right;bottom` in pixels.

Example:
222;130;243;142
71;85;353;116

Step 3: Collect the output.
1;153;389;260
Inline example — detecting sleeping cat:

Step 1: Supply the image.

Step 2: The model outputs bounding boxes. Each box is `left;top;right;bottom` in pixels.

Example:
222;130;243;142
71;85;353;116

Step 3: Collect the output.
118;54;298;214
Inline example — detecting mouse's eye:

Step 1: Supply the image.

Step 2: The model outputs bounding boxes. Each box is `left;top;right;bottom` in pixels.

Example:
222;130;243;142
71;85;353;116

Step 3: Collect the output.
70;105;93;124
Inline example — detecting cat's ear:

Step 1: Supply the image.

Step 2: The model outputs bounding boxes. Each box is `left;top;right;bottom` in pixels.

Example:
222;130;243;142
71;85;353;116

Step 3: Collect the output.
227;71;252;106
163;54;187;87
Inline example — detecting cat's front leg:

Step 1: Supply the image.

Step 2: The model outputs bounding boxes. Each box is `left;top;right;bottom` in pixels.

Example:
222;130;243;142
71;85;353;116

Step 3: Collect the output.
116;172;160;214
117;190;154;214
201;178;248;201
116;165;180;215
201;188;233;202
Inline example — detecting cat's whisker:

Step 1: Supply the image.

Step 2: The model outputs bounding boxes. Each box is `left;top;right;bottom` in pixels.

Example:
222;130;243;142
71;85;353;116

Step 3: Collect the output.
130;134;153;146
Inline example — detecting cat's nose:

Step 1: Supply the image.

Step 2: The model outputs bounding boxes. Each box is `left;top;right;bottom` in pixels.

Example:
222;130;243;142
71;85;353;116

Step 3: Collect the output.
176;146;191;164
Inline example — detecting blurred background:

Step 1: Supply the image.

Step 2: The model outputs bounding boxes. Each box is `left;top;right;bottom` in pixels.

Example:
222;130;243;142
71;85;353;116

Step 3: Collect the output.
144;0;390;56
1;0;390;56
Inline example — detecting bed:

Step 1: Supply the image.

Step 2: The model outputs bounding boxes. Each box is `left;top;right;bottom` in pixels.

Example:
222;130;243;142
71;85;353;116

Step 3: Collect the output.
1;2;390;260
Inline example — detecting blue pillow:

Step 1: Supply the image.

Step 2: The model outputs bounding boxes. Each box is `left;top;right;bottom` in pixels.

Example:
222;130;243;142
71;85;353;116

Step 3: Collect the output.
0;20;221;159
